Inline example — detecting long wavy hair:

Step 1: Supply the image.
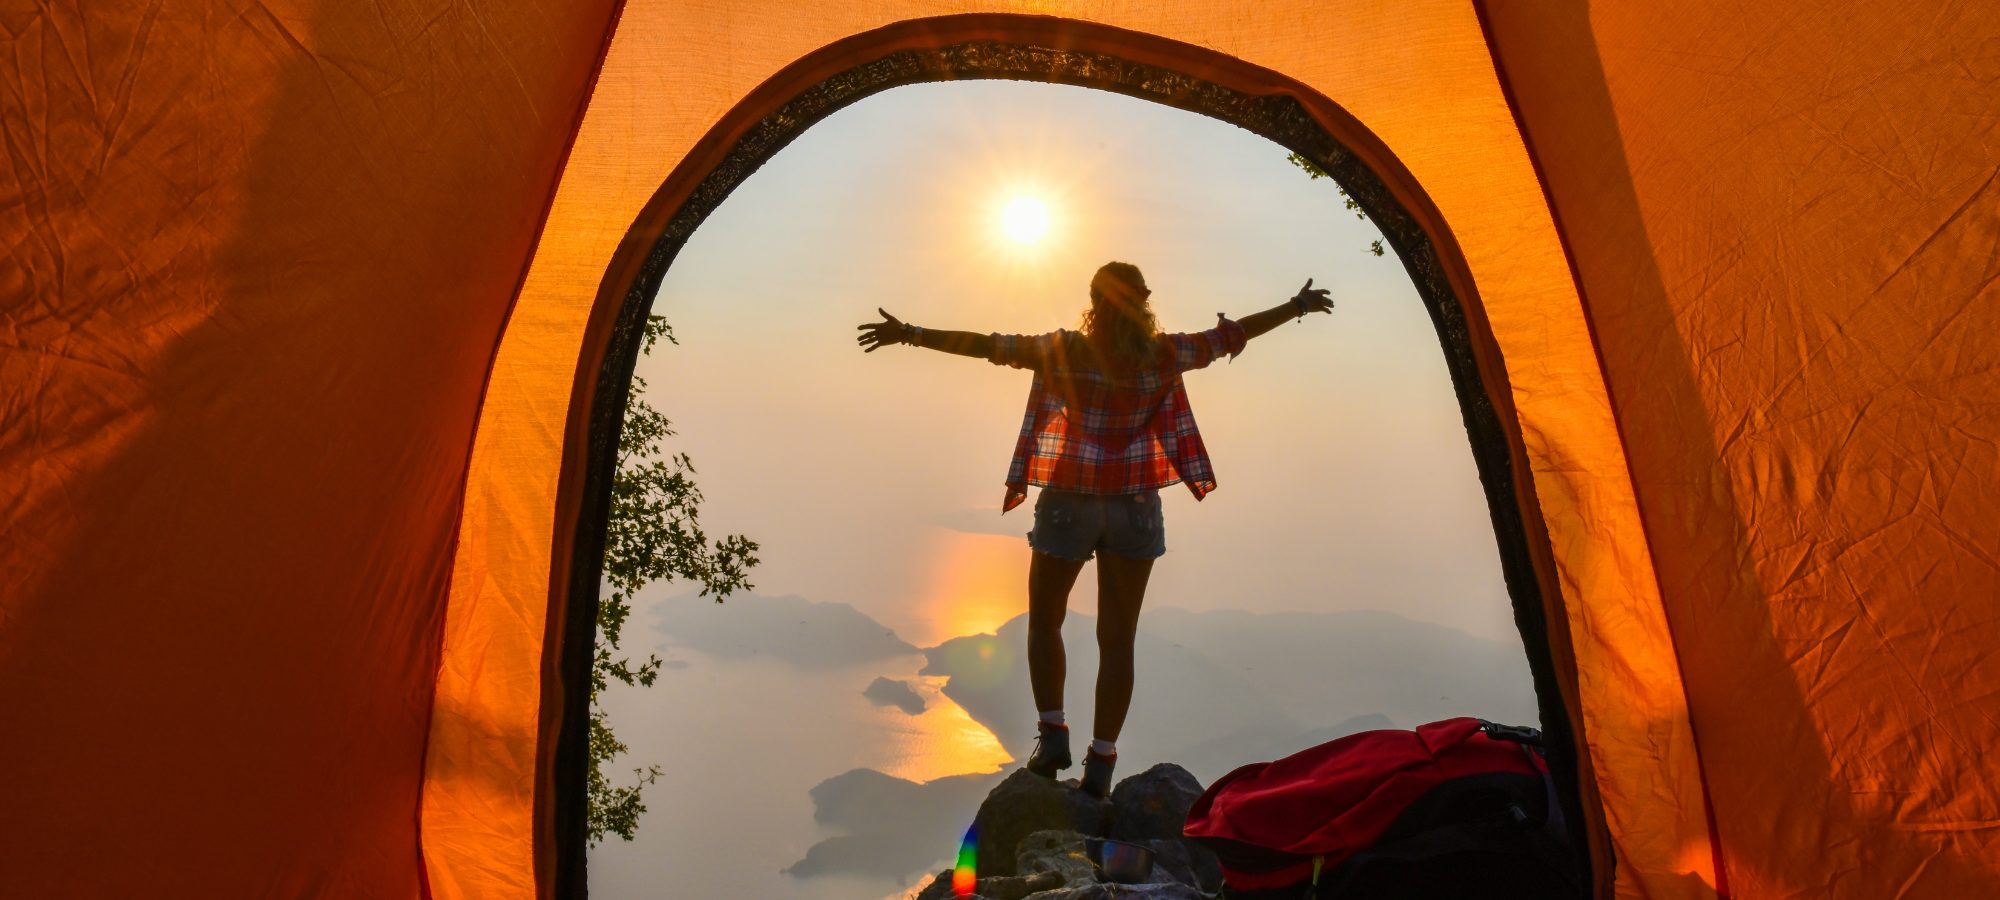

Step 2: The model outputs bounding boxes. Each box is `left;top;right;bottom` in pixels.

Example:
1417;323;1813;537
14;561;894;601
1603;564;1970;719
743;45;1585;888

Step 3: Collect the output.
1080;261;1163;373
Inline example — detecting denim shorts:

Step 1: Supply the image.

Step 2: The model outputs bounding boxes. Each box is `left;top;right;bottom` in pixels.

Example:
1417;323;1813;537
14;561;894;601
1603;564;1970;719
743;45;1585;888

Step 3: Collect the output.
1026;488;1167;562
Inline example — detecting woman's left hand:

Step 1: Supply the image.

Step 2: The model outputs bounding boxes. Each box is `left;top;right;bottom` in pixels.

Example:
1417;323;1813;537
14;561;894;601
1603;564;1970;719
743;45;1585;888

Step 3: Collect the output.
856;307;909;353
1292;279;1335;315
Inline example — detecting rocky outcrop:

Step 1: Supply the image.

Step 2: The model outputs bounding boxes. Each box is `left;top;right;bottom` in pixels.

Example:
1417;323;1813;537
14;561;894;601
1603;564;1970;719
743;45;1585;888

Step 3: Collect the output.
1109;764;1221;892
914;870;1065;900
970;769;1111;878
1134;837;1220;893
1014;830;1096;884
1109;764;1204;842
915;763;1223;899
863;676;926;714
1007;884;1209;900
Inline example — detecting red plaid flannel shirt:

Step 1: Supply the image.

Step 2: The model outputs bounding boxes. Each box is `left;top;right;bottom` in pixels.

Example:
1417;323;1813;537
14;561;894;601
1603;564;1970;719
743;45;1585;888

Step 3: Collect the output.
988;314;1248;512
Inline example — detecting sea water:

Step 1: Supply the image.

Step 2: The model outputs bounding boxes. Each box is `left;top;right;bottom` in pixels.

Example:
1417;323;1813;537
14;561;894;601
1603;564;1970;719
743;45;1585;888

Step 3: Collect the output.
587;646;1009;900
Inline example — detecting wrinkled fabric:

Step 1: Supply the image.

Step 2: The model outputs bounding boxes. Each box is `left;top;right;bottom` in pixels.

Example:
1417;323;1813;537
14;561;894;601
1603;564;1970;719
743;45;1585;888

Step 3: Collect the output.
7;2;1993;898
0;1;615;897
1482;3;2000;896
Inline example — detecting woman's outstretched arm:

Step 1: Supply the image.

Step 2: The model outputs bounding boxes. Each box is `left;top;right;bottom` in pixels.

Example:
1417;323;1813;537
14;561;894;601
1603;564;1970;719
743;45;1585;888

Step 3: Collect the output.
856;308;994;359
1238;279;1336;341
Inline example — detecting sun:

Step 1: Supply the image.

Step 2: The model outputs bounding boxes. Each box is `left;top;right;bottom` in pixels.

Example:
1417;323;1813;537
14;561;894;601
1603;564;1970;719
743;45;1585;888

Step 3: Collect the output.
999;194;1051;245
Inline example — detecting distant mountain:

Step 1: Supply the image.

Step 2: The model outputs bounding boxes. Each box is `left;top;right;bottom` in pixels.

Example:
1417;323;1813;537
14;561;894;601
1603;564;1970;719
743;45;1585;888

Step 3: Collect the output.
780;602;1544;882
921;607;1539;782
1171;713;1395;776
785;767;1002;880
921;613;1300;781
1140;607;1541;732
863;676;926;714
650;591;917;668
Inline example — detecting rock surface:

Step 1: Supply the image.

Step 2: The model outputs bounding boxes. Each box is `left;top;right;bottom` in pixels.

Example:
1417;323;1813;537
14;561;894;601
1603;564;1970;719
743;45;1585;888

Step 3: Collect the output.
1138;837;1220;893
1020;883;1210;900
1015;830;1096;884
1108;764;1204;843
1108;764;1222;891
911;869;1067;900
911;870;957;900
971;769;1111;878
912;763;1221;899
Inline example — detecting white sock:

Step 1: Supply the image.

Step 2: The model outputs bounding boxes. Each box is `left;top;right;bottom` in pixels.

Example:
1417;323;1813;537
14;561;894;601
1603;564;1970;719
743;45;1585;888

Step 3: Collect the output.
1090;739;1117;757
1039;710;1066;728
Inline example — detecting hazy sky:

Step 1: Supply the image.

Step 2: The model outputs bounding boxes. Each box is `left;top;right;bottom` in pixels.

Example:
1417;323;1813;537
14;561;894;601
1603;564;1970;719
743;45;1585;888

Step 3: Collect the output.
638;79;1515;646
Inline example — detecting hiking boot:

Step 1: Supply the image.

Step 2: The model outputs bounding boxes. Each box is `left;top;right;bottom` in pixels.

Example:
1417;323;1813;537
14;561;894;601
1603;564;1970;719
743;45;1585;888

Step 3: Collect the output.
1025;721;1072;778
1080;747;1117;798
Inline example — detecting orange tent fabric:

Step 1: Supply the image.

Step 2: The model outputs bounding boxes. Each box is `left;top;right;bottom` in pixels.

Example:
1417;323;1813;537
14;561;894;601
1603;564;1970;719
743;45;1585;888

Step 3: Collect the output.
1483;5;2000;896
0;1;615;896
3;3;1994;899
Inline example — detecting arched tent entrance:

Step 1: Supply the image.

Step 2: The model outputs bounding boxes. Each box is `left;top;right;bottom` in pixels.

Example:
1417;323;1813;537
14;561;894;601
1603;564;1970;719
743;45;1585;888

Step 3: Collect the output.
564;26;1604;898
428;11;1706;899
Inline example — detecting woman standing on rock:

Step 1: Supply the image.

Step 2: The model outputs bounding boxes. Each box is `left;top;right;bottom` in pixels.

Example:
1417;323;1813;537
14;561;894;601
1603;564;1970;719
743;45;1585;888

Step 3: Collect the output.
858;262;1334;797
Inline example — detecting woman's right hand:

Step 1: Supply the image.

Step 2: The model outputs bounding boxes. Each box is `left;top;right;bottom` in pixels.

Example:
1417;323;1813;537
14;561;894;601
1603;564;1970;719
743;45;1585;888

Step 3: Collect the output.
856;307;908;353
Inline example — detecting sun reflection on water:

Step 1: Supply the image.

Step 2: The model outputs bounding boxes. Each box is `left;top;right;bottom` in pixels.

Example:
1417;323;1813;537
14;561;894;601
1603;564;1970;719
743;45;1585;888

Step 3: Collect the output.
871;674;1013;783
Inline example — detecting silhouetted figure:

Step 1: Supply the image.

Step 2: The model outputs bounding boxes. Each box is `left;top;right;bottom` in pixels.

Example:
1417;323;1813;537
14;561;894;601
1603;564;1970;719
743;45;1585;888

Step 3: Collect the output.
858;261;1334;796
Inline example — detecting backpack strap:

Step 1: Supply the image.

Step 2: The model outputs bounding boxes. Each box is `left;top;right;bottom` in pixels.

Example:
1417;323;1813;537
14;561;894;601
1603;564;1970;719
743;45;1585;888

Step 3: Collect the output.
1521;741;1570;845
1479;720;1570;845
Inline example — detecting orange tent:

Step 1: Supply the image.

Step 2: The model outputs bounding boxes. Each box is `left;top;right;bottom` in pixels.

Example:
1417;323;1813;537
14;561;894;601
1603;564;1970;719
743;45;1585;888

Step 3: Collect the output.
3;3;1995;898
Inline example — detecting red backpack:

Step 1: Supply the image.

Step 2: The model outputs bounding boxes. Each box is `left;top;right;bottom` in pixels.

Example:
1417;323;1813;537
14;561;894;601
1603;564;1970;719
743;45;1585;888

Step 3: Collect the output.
1182;717;1579;899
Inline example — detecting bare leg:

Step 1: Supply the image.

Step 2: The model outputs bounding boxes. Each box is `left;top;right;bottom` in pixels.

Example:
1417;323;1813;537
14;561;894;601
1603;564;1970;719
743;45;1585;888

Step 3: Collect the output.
1092;552;1155;743
1028;549;1086;715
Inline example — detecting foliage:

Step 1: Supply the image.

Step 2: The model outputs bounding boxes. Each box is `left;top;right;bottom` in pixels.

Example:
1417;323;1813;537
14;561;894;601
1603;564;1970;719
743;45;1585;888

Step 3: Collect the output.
1286;152;1387;257
589;314;761;845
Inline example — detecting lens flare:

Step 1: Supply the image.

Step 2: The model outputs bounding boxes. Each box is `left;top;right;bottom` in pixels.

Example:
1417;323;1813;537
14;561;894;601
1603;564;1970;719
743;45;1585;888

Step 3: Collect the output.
953;825;978;896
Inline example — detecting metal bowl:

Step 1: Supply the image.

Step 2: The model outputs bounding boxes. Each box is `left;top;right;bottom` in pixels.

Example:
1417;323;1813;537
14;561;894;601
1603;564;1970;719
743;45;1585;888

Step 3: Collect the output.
1088;837;1156;885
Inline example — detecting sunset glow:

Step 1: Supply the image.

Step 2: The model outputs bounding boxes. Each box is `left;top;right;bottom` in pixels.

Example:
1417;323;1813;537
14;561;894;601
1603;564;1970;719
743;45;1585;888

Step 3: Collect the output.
914;531;1033;645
